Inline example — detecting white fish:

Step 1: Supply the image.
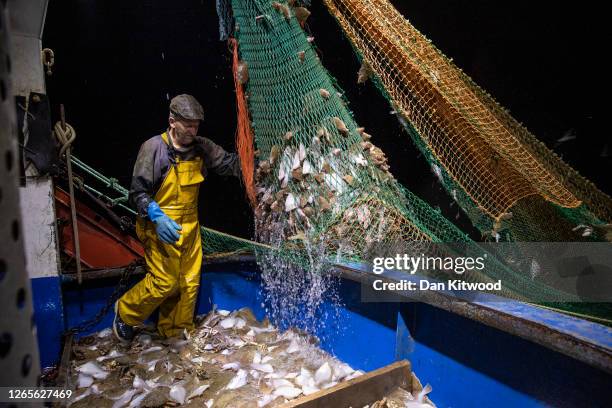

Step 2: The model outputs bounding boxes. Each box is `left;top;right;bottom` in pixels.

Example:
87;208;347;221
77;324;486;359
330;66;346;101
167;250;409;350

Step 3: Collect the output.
231;338;246;347
206;399;214;408
273;386;303;399
221;349;233;355
298;143;307;162
97;328;112;338
351;153;368;167
250;326;276;334
71;388;92;404
133;375;146;389
169;384;187;404
226;369;248;389
302;384;320;395
129;391;150;407
146;359;160;371
111;389;138;408
272;378;294;388
292;150;302;170
204;344;214;350
76;361;109;380
253;352;262;364
251;363;274;373
188;384;210;400
285;193;298;212
261;355;274;364
76;373;94;388
405;383;434;407
96;349;124;362
431;164;444;183
219;317;236;329
345;370;364;380
141;346;163;354
556;129;576;144
222;362;241;371
286;339;300;353
302;159;313;175
323;381;338;389
137;334;152;346
284;372;298;379
218;309;231;316
332;362;354;380
295;367;314;387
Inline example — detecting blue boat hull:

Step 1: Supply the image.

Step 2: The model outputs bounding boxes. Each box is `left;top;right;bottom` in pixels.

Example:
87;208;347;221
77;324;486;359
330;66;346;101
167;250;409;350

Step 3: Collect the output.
32;262;612;407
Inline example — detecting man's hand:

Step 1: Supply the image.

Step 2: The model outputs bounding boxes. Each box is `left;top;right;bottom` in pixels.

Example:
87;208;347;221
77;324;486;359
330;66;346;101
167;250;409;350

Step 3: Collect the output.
153;215;182;244
147;201;182;244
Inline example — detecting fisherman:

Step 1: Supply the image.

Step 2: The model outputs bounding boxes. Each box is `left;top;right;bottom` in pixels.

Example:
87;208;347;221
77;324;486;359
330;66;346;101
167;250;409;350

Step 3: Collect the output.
113;94;241;342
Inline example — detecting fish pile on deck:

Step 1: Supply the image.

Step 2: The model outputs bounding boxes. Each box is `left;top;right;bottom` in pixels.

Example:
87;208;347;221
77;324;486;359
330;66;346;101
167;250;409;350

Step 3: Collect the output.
68;307;367;407
365;384;434;408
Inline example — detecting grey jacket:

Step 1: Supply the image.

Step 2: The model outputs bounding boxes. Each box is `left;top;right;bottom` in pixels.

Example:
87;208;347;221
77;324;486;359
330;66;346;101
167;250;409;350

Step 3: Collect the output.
129;133;241;218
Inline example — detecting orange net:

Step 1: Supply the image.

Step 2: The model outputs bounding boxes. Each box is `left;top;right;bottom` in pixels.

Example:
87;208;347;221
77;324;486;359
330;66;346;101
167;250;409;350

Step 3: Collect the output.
231;37;257;207
324;0;612;241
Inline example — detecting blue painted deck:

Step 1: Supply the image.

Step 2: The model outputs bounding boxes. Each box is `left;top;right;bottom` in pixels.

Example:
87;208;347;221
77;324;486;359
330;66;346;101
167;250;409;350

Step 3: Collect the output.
31;261;612;407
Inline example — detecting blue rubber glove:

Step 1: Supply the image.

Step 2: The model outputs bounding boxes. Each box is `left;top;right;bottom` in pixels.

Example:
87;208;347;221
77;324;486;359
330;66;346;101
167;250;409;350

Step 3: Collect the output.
147;201;182;244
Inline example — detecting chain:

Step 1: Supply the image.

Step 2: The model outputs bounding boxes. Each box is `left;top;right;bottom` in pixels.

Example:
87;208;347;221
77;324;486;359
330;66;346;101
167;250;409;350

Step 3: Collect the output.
65;259;143;335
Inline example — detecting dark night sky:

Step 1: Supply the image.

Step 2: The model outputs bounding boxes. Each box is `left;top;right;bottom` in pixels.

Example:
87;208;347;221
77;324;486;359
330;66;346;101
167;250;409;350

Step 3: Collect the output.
42;1;608;241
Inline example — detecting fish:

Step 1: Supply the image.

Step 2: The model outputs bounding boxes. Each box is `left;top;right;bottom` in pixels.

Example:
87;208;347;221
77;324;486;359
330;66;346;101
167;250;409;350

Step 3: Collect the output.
314;362;332;385
285;193;298;212
237;61;249;84
343;175;355;186
319;88;331;99
333;117;349;135
272;2;290;20
294;6;311;26
226;369;248;389
297;51;305;62
76;361;109;380
269;145;281;165
274;386;303;398
357;61;372;84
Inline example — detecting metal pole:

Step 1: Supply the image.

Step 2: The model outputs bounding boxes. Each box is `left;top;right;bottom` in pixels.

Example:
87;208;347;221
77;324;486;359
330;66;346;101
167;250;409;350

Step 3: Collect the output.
61;104;82;284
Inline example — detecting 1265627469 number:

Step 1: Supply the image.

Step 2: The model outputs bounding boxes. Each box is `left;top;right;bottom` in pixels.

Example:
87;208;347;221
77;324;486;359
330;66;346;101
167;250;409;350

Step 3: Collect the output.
1;387;73;402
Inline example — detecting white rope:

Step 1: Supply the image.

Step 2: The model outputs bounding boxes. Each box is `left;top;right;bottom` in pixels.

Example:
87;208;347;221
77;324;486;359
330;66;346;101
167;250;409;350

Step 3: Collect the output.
54;121;76;157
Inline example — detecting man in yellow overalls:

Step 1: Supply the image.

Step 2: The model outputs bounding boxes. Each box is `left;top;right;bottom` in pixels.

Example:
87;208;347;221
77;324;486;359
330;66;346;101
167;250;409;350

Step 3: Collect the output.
113;94;241;341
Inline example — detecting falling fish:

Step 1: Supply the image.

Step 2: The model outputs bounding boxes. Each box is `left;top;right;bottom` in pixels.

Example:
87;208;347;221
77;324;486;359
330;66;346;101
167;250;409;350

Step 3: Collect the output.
285;193;298;212
236;60;249;85
270;145;281;165
357;61;372;84
272;2;290;20
294;6;311;26
333;117;349;135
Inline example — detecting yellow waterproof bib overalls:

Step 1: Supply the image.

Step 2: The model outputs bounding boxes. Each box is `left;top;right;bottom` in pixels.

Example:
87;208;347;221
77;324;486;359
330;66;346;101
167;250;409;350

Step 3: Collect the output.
118;132;204;338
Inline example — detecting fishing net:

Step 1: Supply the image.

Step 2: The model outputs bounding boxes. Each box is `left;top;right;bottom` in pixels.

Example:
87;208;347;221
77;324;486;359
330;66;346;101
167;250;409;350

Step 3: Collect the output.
224;0;606;313
321;0;612;243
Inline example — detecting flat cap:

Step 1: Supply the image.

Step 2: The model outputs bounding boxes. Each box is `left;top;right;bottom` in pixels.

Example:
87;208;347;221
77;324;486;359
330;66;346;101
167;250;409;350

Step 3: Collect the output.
170;94;204;120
